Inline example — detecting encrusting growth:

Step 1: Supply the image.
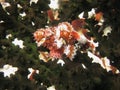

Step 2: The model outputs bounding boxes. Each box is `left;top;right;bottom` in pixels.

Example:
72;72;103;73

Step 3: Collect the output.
33;19;119;74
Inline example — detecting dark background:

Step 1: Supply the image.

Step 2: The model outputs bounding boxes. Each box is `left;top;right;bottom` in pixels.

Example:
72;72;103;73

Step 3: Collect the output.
0;0;120;90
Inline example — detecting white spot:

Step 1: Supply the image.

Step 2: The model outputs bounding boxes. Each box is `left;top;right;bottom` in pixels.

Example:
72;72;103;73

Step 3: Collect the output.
19;12;26;17
0;64;18;78
111;61;114;63
49;0;59;9
64;45;70;55
115;70;120;74
57;22;70;31
55;38;64;48
88;37;99;51
0;2;11;10
31;21;35;26
17;4;22;8
101;57;112;72
0;20;4;23
55;27;60;38
87;51;112;72
6;34;12;39
88;51;103;66
78;12;84;19
41;11;44;13
78;34;87;44
82;63;87;69
57;59;65;66
47;85;56;90
30;0;38;5
1;45;6;49
41;83;44;85
12;38;25;49
97;17;104;26
88;8;95;18
102;26;112;36
27;68;39;79
45;25;49;28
